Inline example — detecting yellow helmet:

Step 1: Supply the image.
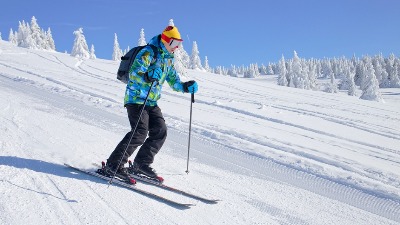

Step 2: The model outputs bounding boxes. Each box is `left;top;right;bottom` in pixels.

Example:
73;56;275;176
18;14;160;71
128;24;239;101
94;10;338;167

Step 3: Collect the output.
161;26;183;43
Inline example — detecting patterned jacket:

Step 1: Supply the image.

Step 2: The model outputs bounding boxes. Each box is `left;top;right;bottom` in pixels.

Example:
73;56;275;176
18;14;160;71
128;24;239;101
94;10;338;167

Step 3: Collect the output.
124;35;184;106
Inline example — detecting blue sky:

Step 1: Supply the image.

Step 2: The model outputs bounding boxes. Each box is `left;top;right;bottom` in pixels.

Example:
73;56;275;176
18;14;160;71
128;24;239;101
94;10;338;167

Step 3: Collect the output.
1;0;399;68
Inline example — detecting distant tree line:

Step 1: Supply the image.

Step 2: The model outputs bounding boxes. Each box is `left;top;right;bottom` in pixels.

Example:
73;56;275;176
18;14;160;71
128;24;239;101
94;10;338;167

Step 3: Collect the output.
6;16;211;78
274;51;399;102
5;16;400;102
213;51;400;102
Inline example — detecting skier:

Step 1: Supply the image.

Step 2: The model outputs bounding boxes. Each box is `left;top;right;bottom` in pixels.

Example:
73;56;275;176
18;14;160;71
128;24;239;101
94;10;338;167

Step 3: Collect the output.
104;26;198;181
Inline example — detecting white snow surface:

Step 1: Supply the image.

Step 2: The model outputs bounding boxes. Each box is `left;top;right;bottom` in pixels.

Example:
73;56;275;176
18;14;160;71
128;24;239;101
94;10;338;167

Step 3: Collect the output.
1;40;400;224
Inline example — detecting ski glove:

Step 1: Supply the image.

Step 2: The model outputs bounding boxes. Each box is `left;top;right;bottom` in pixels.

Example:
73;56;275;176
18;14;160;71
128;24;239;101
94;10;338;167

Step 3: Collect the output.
183;80;198;94
145;67;162;82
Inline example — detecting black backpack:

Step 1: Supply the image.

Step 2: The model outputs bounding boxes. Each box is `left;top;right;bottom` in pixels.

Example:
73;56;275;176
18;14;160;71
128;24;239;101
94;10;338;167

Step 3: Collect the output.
117;44;159;84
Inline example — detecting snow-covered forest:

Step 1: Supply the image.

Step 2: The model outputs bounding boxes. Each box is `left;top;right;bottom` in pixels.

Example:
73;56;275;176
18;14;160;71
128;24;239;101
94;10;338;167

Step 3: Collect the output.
5;16;400;102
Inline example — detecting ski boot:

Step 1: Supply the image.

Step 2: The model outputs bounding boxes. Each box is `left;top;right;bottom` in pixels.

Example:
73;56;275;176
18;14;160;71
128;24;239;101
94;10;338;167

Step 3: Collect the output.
128;160;164;183
97;161;136;185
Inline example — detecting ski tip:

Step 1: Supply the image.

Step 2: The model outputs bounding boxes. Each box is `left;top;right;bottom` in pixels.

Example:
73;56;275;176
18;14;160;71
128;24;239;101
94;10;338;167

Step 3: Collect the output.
206;199;221;204
129;177;137;185
156;176;164;183
180;203;196;209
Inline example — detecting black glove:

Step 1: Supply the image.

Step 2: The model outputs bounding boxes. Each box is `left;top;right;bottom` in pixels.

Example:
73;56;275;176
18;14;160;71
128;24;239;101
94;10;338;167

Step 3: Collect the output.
183;80;198;93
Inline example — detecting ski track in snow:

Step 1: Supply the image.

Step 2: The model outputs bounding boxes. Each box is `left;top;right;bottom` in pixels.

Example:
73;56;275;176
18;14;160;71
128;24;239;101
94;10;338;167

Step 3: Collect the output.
1;43;400;224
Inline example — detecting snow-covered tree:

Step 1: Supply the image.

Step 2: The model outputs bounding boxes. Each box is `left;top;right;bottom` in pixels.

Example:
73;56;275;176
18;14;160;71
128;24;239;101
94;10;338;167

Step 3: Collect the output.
9;17;55;50
168;19;175;26
112;33;123;61
0;32;2;40
17;21;34;48
172;44;187;77
190;41;204;71
215;66;223;75
203;56;211;72
308;61;317;90
122;46;130;55
391;58;400;88
138;28;146;46
360;57;383;102
90;44;96;59
291;51;307;88
177;43;190;67
301;59;311;89
267;63;274;75
326;70;339;93
347;64;357;96
286;60;294;87
372;54;388;88
339;62;353;91
45;28;56;51
30;16;44;49
228;65;239;77
277;55;288;86
8;29;17;45
71;28;90;59
244;63;260;78
385;54;400;88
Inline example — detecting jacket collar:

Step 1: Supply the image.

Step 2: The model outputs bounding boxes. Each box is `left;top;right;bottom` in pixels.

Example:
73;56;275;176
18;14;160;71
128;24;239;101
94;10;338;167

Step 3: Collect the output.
149;35;174;58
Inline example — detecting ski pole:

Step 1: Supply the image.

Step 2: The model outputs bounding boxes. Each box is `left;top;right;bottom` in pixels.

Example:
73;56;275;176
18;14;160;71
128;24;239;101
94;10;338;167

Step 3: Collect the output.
109;80;156;185
185;93;195;174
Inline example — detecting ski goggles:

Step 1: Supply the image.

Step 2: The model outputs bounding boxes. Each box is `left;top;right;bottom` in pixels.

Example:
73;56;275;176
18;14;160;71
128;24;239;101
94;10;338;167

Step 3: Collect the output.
161;33;183;49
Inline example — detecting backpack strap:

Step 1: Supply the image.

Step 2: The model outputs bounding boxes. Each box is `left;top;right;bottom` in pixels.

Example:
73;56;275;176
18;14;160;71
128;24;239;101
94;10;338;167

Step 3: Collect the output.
147;34;161;63
148;44;159;63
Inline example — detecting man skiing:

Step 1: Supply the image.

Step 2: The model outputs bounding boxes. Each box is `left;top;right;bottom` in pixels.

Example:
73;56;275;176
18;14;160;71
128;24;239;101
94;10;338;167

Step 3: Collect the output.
104;25;198;181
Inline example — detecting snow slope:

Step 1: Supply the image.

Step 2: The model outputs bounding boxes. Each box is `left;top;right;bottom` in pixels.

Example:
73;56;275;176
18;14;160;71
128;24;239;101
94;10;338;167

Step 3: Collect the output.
1;40;399;224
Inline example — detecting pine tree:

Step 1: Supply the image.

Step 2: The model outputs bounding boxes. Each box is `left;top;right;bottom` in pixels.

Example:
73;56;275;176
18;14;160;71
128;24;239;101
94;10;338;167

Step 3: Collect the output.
45;28;56;51
168;19;175;26
267;63;274;75
244;63;260;78
301;59;311;89
0;32;2;40
382;54;393;87
291;51;306;88
308;60;317;90
9;29;17;45
260;64;267;75
215;66;223;75
277;55;288;86
112;33;123;61
327;69;339;93
90;44;96;59
203;56;211;72
228;65;239;77
17;21;35;48
339;62;351;90
347;64;357;96
360;56;383;102
190;41;204;71
71;28;90;59
173;44;188;78
138;28;146;46
30;16;44;49
391;58;400;88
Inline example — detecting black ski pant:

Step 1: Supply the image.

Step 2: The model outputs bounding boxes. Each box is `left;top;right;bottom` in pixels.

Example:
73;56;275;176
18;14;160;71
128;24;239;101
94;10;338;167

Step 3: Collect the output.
107;104;167;167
